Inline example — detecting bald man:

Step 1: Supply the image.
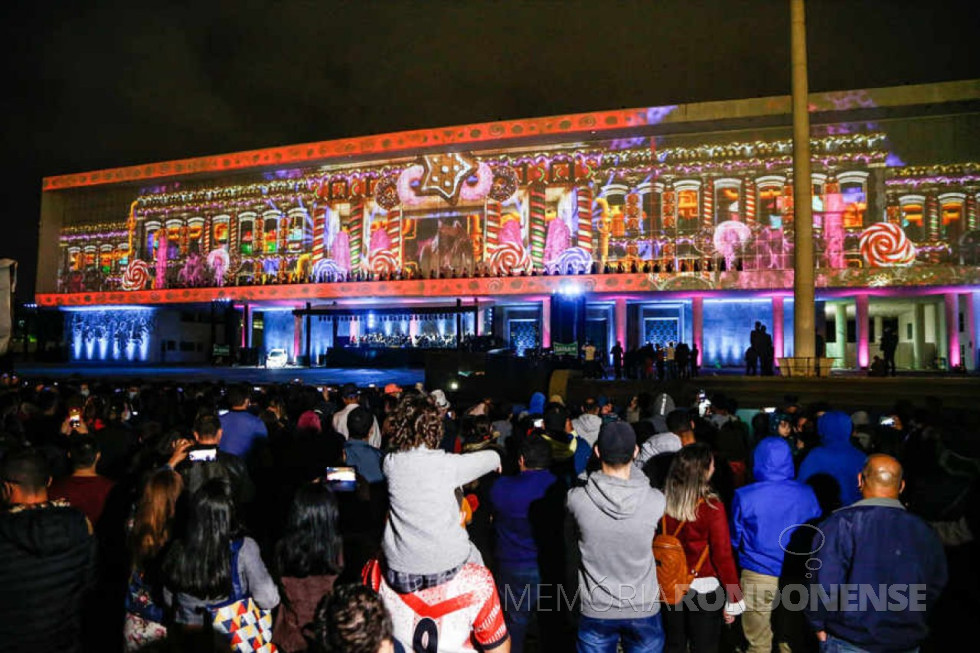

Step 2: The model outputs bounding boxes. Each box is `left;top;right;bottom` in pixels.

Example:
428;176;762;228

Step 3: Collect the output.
806;454;947;653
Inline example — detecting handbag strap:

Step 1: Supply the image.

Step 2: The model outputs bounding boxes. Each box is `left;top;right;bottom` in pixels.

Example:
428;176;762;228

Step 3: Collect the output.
228;538;245;601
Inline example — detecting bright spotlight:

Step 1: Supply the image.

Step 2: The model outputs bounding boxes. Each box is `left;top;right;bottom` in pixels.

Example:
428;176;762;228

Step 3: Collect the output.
558;281;582;296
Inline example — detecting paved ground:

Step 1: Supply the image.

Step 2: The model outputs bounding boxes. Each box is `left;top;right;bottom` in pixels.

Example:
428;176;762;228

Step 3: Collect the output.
13;363;425;388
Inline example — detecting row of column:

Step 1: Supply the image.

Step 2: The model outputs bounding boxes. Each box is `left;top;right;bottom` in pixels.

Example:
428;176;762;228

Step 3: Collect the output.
588;292;975;370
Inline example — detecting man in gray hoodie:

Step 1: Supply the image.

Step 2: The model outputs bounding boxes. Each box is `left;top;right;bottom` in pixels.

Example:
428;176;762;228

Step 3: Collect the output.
567;421;666;652
571;398;603;448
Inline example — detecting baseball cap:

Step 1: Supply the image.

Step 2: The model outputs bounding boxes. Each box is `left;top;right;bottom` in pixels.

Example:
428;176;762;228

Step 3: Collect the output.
340;383;359;399
597;421;637;465
384;383;403;395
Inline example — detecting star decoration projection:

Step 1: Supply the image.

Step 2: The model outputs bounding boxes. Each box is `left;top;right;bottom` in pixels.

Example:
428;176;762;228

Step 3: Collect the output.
416;152;479;204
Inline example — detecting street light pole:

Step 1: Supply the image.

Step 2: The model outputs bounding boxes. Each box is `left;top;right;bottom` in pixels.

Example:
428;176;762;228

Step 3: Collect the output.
791;0;816;370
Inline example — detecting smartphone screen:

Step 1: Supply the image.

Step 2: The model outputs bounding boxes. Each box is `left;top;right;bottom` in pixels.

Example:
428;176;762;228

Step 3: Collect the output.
325;466;357;492
188;448;218;462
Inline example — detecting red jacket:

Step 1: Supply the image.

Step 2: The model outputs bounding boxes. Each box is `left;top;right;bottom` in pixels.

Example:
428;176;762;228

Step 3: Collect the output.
663;499;742;603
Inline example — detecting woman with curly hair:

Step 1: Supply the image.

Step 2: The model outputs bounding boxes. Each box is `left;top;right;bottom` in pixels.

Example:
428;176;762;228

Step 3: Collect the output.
380;394;500;593
661;443;744;653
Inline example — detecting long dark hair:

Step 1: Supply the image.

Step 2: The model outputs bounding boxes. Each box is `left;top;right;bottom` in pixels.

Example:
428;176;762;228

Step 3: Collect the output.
162;479;240;599
274;483;343;578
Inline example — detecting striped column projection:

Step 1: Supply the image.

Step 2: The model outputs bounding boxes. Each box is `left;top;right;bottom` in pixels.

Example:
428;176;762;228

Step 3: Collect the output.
926;194;940;240
702;178;714;230
743;178;756;226
387;208;403;269
230;214;240;253
485;200;501;255
279;214;289;253
966;194;977;231
348;199;364;268
529;184;547;268
312;206;326;261
576;186;593;251
202;216;212;253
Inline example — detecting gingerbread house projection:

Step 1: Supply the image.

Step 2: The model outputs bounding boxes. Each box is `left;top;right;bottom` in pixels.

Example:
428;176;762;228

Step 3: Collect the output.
37;80;980;371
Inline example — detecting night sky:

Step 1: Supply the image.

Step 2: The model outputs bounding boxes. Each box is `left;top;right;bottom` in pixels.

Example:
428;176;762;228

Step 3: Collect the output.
3;0;978;301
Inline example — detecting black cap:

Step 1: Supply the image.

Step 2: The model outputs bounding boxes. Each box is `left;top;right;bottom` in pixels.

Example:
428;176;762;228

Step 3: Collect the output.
340;383;359;398
543;404;569;434
597;421;636;465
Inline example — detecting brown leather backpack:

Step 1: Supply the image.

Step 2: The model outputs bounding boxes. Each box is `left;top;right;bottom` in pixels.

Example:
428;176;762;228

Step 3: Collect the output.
653;514;710;604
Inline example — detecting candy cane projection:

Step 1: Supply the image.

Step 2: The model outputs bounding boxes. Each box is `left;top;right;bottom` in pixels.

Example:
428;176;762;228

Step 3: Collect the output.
528;184;547;269
576;186;593;252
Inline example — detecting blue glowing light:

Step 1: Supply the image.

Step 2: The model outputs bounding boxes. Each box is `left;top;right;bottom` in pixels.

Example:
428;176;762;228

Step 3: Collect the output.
68;308;156;363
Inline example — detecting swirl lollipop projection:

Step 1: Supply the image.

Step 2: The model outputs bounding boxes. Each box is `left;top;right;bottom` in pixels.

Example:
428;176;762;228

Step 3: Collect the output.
548;247;594;275
206;248;231;286
489;242;531;276
713;220;753;270
370;250;398;275
120;259;150;291
712;221;753;255
859;222;916;267
312;258;344;282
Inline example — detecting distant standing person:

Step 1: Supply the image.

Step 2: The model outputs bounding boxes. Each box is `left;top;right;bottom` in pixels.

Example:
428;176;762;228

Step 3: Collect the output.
744;346;759;376
675;342;690;380
880;326;898;376
750;322;763;360
758;326;773;376
689;343;700;378
665;341;676;380
611;341;624;380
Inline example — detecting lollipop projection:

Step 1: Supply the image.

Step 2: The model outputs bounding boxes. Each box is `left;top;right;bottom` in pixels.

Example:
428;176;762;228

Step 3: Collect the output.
120;259;150;291
713;220;753;270
368;217;398;276
206;248;231;286
859;222;916;267
489;216;531;276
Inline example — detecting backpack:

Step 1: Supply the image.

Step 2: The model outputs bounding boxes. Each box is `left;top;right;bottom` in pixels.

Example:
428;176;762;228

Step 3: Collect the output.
653;514;710;604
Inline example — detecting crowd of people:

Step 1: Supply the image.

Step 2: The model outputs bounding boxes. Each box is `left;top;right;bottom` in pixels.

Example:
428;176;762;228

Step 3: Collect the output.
347;332;461;350
0;372;975;652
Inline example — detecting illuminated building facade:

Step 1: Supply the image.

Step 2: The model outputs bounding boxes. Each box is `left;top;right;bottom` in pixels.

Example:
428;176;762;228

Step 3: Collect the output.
36;80;980;370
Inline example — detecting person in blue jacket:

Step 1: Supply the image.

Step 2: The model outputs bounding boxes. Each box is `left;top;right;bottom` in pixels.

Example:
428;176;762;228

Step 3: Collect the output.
807;454;947;653
797;411;866;511
732;436;822;653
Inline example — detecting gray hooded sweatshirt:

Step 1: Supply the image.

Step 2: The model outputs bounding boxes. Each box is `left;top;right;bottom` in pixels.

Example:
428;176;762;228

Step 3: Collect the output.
567;466;665;619
572;413;603;447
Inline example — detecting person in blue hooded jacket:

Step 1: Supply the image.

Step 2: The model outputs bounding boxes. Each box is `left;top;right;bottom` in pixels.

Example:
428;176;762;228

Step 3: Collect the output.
797;411;866;511
731;437;822;653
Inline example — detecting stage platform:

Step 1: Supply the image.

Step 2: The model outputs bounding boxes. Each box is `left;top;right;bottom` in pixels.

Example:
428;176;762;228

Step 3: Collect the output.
12;363;425;388
566;373;980;415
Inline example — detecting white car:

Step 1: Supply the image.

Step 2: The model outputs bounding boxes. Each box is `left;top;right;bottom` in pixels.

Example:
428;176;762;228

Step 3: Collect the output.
265;348;289;368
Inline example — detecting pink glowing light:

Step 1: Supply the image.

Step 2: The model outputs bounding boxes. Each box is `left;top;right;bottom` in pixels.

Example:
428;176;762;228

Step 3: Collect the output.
856;295;870;368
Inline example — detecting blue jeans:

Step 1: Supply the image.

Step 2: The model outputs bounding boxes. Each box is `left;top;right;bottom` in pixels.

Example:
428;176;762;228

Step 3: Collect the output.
577;613;664;653
821;633;918;653
497;566;541;653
